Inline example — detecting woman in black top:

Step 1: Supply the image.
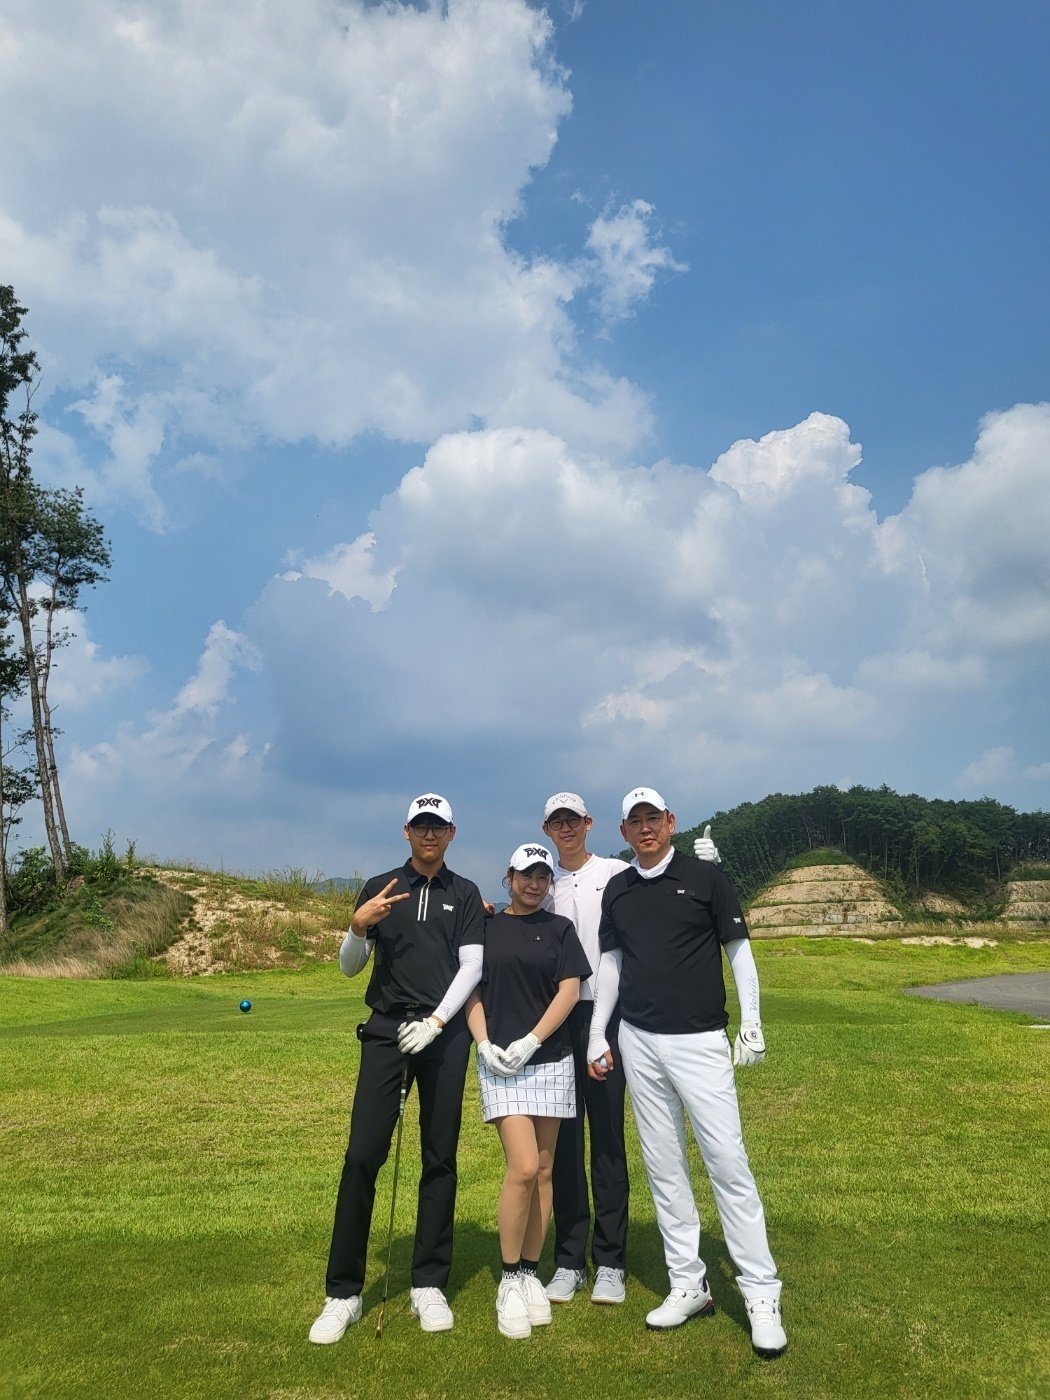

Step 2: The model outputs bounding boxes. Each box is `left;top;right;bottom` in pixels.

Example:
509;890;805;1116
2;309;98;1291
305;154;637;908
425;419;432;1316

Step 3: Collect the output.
466;843;590;1340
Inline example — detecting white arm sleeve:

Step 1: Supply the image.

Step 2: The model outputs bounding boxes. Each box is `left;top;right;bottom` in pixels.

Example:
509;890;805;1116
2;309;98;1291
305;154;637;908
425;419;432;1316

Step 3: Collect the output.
339;929;374;978
588;949;622;1047
725;937;761;1022
432;943;484;1025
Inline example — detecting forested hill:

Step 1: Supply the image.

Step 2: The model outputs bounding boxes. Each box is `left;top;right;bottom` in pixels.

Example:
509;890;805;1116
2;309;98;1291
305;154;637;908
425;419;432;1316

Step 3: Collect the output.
675;785;1050;903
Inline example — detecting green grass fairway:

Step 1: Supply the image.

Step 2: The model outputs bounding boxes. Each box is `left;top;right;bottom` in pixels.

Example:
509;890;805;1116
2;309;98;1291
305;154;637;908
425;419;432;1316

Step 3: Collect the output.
3;940;1049;1399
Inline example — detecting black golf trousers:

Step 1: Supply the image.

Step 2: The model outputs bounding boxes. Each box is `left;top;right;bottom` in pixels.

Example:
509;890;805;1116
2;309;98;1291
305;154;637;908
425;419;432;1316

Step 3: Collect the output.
550;1001;629;1272
324;1009;471;1298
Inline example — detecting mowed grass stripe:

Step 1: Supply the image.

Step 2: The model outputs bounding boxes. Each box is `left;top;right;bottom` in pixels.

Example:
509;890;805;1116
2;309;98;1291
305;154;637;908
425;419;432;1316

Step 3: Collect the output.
2;940;1049;1399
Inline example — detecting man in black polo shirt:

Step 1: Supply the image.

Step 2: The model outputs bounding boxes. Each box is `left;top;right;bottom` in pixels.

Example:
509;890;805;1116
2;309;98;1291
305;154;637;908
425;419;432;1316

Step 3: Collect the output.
587;787;787;1359
309;793;485;1344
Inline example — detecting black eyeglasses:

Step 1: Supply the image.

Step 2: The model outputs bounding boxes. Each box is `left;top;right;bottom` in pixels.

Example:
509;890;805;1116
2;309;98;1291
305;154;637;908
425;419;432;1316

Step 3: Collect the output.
408;820;451;834
545;814;583;831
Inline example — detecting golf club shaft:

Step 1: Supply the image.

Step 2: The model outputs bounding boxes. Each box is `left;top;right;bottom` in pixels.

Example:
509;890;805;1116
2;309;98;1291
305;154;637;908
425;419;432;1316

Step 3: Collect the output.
375;1058;410;1337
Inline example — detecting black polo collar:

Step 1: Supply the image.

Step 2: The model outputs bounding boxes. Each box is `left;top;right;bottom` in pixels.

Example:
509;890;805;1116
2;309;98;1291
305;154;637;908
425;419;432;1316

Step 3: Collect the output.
625;848;687;884
403;859;452;889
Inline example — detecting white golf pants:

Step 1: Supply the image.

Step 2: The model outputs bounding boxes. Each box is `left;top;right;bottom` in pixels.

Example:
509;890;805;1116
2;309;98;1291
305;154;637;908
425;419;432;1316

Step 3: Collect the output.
619;1019;781;1303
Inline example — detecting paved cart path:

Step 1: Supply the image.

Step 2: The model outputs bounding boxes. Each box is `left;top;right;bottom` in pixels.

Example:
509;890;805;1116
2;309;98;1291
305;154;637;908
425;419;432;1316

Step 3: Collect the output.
904;972;1050;1020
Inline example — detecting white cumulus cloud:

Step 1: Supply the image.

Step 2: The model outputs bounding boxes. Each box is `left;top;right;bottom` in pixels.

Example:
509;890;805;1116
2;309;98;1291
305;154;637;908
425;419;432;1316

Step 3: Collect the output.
0;0;670;526
957;746;1017;792
237;401;1050;866
585;199;687;326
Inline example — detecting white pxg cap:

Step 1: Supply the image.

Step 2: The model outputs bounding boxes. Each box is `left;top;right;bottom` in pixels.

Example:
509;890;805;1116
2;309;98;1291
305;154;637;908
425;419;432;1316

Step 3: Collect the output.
406;793;454;825
543;791;589;821
509;843;555;873
621;787;669;820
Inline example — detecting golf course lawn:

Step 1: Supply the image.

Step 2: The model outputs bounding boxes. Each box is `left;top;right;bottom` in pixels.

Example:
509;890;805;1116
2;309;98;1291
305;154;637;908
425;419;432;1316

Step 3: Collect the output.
2;938;1048;1400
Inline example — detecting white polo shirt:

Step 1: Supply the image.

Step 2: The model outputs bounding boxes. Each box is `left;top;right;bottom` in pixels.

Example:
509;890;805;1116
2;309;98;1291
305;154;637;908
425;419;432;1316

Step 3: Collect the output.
546;854;630;1002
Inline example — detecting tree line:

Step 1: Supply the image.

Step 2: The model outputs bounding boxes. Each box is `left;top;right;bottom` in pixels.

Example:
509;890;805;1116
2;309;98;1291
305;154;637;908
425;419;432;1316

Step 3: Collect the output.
675;784;1050;903
0;285;111;933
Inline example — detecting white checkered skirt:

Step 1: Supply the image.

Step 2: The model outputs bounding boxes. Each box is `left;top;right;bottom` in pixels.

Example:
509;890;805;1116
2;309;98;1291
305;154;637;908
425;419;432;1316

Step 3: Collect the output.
478;1052;577;1122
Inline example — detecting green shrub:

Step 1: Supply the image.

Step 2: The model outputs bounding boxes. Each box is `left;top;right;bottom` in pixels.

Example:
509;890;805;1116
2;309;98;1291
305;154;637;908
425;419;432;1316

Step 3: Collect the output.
6;847;60;917
83;894;114;931
278;926;306;956
67;831;122;887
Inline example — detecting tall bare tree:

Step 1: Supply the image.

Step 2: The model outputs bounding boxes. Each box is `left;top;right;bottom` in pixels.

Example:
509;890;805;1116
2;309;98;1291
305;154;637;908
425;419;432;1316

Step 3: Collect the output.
34;487;110;858
0;285;111;884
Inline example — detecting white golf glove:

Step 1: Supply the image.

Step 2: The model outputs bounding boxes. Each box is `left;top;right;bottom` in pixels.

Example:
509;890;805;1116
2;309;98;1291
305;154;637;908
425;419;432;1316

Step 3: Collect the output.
693;823;721;864
587;1030;610;1067
499;1033;541;1073
477;1040;515;1076
733;1020;766;1067
397;1016;442;1055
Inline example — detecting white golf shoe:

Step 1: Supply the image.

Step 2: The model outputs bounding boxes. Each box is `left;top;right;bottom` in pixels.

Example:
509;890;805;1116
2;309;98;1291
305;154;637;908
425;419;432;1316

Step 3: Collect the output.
746;1296;787;1357
410;1286;454;1332
645;1280;716;1330
544;1267;587;1303
496;1278;532;1339
518;1273;553;1326
309;1295;362;1344
591;1266;626;1305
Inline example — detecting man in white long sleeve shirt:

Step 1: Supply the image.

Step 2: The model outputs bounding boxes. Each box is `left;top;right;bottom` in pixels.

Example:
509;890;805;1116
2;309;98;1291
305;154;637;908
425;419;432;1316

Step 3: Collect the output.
540;791;721;1307
310;794;485;1344
587;787;787;1359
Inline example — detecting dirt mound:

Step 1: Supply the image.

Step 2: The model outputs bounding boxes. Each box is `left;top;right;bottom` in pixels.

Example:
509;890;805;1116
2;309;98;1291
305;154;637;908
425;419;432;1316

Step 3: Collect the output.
901;935;998;948
747;862;902;938
150;867;352;975
1000;876;1050;928
917;892;969;916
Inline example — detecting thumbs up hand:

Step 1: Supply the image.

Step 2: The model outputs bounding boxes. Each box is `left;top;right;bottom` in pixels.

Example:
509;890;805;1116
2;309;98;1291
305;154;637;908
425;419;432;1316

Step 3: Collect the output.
693;824;721;864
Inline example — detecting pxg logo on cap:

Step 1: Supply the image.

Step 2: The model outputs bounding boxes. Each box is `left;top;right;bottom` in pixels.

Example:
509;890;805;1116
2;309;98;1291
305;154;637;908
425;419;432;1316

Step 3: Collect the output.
509;843;555;873
407;793;454;825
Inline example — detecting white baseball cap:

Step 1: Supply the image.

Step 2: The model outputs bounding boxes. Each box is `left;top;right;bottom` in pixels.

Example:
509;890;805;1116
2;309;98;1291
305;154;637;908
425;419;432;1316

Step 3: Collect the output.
509;842;555;873
406;793;454;825
621;787;669;820
543;791;589;821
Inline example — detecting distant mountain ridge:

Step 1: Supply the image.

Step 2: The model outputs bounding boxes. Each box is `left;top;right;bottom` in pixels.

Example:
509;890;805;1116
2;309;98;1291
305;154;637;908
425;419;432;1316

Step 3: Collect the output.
308;877;360;894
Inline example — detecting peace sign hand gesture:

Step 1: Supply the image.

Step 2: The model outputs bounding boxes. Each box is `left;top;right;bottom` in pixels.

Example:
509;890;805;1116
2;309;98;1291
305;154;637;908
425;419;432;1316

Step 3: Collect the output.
350;879;410;936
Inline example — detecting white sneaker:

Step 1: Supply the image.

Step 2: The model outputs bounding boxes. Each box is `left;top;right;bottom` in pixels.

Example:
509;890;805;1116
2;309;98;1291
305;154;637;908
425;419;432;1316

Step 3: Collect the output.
591;1266;626;1305
518;1273;552;1326
645;1280;715;1330
496;1278;532;1339
309;1295;362;1344
544;1266;587;1303
410;1286;454;1333
746;1296;787;1357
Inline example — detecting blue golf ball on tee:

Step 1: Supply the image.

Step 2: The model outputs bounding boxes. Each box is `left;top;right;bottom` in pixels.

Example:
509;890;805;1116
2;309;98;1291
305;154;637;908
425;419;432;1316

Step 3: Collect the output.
239;999;252;1013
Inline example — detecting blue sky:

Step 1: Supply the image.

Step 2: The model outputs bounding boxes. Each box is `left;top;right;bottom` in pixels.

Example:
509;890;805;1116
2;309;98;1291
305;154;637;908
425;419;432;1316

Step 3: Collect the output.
1;0;1047;892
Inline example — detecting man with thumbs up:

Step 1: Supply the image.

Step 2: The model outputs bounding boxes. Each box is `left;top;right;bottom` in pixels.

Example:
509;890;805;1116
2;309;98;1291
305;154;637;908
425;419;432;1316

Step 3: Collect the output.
538;792;721;1307
587;789;786;1359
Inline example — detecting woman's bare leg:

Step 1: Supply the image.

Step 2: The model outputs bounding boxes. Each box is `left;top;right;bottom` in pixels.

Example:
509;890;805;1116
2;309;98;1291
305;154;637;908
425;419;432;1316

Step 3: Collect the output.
522;1117;561;1262
495;1116;540;1263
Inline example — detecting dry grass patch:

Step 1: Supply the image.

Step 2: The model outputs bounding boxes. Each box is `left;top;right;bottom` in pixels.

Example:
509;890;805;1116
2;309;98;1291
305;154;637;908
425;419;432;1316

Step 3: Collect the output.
148;865;360;976
1;881;191;979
